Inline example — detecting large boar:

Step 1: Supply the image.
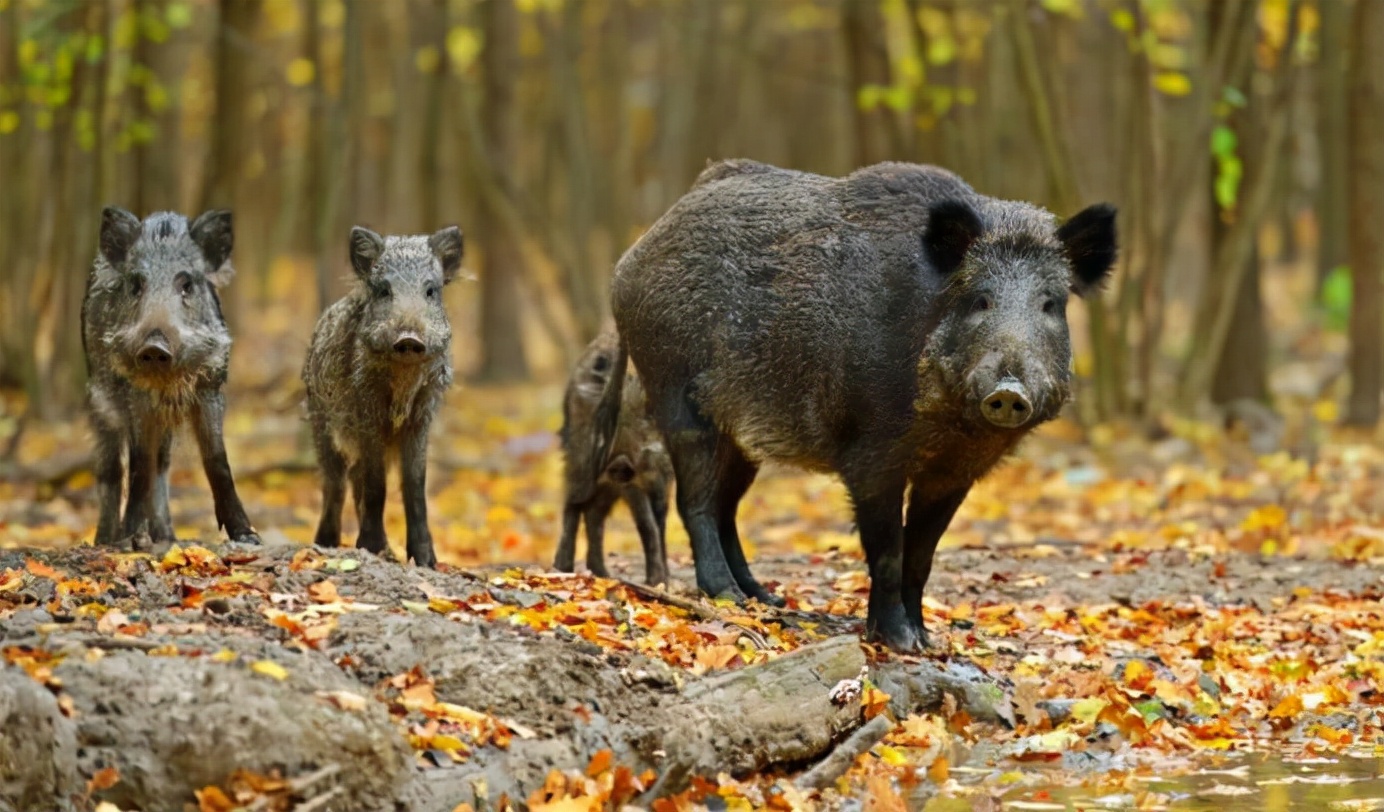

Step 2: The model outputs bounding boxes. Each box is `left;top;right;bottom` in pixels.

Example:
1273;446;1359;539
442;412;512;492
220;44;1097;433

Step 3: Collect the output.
82;207;259;548
592;160;1116;651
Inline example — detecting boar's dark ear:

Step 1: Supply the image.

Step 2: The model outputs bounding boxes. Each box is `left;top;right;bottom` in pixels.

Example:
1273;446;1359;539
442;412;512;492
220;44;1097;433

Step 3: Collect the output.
99;206;141;267
190;209;235;287
349;226;385;280
428;226;464;284
1057;203;1117;297
923;199;983;276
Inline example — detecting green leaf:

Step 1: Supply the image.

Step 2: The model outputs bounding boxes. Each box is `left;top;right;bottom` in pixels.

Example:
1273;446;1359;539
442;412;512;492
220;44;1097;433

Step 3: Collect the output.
1214;157;1242;211
1110;8;1135;32
1210;125;1237;159
1320;265;1352;332
165;2;193;29
1221;85;1247;108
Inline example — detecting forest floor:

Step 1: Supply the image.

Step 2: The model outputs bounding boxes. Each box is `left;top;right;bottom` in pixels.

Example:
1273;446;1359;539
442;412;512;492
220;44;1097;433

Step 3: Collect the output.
4;376;1384;812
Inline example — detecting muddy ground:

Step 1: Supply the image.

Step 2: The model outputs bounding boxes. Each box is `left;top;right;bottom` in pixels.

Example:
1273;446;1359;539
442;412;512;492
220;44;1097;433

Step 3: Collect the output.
2;533;1380;812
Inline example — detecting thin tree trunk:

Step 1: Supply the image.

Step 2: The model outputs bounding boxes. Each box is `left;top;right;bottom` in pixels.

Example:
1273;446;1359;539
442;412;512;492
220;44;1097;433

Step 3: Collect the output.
1316;0;1351;287
476;0;530;382
1346;0;1384;426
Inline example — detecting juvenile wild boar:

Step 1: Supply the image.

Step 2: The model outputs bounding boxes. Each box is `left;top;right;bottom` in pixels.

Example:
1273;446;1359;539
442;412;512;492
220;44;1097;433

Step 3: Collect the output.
82;207;259;548
304;226;463;568
593;160;1116;651
554;330;672;585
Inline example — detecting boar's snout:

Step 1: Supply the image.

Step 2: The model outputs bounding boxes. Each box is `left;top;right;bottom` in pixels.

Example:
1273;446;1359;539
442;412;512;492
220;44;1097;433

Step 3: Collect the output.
136;333;174;368
392;332;427;359
982;377;1032;428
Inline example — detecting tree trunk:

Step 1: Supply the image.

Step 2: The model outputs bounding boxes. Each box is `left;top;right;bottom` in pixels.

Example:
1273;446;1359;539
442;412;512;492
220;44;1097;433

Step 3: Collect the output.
842;0;903;166
1346;0;1384;427
1316;0;1351;288
476;0;530;382
133;0;186;213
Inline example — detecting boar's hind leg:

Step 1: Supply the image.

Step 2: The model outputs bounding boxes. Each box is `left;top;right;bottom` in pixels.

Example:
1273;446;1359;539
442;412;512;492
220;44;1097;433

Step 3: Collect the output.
582;489;617;578
716;450;783;606
151;431;176;542
656;391;744;600
312;423;348;548
193;392;260;544
554;502;582;572
849;482;919;653
91;423;125;546
625;486;668;586
401;426;437;569
902;486;969;645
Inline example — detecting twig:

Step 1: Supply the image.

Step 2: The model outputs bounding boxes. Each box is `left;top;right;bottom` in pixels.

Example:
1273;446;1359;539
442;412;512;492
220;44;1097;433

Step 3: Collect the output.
616;580;771;650
793;713;894;791
293;787;345;812
4;633;166;652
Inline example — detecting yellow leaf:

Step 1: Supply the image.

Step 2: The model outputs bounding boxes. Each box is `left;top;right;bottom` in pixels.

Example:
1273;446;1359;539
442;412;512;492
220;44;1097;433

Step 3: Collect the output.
210;648;237;663
1071;696;1109;724
285;57;315;87
1242;504;1287;532
250;660;289;681
876;744;909;766
1312;399;1338;423
1269;693;1303;719
1153;71;1192;96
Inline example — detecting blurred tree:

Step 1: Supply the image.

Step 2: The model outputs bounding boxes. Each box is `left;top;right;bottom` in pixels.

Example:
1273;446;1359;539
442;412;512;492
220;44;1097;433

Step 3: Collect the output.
1346;0;1383;427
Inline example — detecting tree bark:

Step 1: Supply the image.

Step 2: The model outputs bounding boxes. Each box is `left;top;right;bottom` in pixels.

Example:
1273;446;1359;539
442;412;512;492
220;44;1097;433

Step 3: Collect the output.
1346;0;1384;426
1316;0;1351;287
476;0;530;382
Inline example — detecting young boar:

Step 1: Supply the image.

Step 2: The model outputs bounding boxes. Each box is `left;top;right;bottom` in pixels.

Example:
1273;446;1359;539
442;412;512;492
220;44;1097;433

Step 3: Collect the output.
303;226;463;568
82;207;259;548
593;160;1116;651
554;330;672;585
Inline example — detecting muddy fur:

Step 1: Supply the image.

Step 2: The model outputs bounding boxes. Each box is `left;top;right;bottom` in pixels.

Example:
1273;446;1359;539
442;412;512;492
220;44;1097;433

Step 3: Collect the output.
554;330;673;585
303;226;463;568
81;207;258;549
597;160;1116;651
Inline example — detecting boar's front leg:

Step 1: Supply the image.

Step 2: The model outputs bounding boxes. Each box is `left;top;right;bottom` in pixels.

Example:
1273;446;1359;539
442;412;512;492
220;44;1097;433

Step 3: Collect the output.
193;391;260;544
351;445;390;557
400;424;437;568
150;431;176;542
902;486;969;645
311;416;348;549
121;421;161;549
849;481;919;653
91;420;125;546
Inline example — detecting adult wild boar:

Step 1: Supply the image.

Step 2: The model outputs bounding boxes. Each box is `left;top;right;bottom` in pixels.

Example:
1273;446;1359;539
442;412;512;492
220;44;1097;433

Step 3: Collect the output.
592;160;1116;651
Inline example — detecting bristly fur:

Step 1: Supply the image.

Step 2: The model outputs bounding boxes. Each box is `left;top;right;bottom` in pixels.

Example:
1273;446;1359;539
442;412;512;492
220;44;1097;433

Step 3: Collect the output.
599;159;1117;651
82;206;258;549
303;226;463;569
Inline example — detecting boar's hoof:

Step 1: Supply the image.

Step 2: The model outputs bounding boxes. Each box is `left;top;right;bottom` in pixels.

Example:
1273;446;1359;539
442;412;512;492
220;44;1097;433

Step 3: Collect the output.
867;614;924;653
230;530;262;545
982;379;1032;428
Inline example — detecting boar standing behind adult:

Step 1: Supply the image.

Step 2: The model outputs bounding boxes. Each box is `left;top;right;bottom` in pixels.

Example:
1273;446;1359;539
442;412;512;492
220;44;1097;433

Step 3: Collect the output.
554;330;672;585
592;160;1116;652
303;226;463;568
82;207;260;548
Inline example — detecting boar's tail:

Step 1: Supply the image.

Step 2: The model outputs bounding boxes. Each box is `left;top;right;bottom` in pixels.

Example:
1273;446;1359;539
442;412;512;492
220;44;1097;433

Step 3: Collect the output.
584;336;629;502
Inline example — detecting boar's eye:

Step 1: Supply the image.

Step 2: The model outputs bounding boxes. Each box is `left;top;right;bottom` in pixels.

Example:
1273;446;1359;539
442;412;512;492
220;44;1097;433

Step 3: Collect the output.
373;280;392;300
175;272;194;297
128;275;145;298
425;284;439;301
972;294;992;313
1042;298;1059;315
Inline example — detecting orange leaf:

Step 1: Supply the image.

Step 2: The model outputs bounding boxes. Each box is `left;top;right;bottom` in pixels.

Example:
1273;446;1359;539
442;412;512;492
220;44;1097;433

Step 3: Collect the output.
586;748;613;777
25;559;62;579
1269;693;1303;720
195;786;235;812
86;766;120;793
307;580;339;603
927;754;949;783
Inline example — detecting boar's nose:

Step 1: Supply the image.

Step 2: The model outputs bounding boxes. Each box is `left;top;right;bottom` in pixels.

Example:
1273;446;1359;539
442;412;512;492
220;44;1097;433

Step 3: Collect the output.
393;333;426;356
137;335;173;368
982;378;1032;428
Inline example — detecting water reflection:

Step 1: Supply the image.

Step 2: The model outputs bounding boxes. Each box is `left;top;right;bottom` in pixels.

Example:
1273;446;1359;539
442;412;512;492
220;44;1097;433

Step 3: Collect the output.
923;753;1384;811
